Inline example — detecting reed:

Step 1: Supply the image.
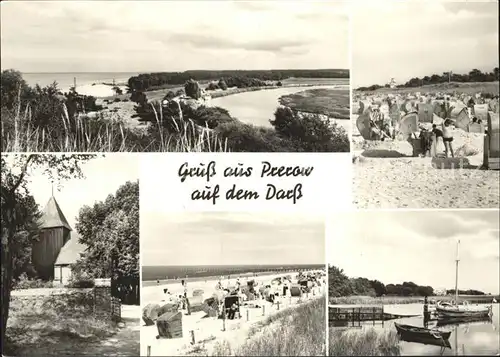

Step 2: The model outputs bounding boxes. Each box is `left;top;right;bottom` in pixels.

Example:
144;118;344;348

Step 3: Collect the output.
1;100;228;153
328;327;401;356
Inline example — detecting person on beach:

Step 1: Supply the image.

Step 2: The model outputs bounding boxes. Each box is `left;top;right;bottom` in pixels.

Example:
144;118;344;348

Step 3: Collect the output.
443;119;455;158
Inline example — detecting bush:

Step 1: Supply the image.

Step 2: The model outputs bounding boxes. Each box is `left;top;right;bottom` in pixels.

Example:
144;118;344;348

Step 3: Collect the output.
65;273;95;288
218;79;228;90
130;90;147;105
270;107;350;152
13;273;53;290
184;106;236;129
113;97;121;103
206;82;220;91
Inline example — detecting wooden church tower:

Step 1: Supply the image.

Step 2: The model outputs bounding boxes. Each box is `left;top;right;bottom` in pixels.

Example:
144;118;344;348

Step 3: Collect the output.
32;195;72;280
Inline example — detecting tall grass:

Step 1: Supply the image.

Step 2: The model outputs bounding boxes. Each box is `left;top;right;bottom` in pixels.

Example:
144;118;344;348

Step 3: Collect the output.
210;297;326;356
1;100;228;152
328;328;401;356
5;294;117;355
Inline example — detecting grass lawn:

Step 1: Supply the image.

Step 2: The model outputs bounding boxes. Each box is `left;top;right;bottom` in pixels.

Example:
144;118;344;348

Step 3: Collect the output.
279;88;350;119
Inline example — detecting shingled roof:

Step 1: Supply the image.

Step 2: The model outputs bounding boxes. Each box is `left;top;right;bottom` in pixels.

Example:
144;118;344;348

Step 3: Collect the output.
39;196;72;231
55;233;87;266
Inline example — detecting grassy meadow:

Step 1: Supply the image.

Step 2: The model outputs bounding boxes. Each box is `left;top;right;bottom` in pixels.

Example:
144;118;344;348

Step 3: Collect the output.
279;88;350;119
190;297;326;356
329;328;401;356
5;292;139;356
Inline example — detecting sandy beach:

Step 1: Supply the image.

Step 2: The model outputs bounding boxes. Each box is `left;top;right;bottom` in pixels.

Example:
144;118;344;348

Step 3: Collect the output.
351;114;499;209
141;270;326;356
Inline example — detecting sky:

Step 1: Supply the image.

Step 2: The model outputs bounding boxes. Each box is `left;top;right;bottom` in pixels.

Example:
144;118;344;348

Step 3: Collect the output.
141;212;325;266
0;1;348;72
328;210;500;294
352;1;499;87
4;154;139;228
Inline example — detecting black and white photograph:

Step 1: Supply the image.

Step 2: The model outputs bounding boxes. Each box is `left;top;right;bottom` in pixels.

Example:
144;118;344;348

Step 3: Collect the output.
1;154;140;356
140;212;326;356
327;210;499;356
1;1;349;153
351;1;499;209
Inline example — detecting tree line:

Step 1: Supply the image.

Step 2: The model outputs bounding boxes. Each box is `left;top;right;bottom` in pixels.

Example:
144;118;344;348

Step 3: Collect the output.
127;69;349;92
328;265;489;298
357;67;499;91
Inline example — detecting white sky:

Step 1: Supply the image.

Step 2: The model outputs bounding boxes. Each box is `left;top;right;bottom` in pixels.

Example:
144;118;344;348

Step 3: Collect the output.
0;1;348;72
6;154;139;229
141;212;325;266
328;210;500;294
352;1;499;87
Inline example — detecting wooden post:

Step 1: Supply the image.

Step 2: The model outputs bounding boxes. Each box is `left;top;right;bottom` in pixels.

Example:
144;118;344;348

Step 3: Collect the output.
222;309;226;332
190;330;195;345
147;346;151;357
373;307;375;326
246;309;249;321
262;305;265;316
277;301;280;311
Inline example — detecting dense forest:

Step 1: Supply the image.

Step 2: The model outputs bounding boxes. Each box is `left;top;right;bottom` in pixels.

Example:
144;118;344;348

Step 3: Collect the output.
128;69;349;92
357;67;499;91
328;265;487;297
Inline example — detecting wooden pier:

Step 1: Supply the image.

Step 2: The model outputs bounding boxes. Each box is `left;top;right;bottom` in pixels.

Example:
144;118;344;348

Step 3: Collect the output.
328;305;420;326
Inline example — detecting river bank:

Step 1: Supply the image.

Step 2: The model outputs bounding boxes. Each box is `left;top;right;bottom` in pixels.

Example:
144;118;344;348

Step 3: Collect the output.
330;295;500;305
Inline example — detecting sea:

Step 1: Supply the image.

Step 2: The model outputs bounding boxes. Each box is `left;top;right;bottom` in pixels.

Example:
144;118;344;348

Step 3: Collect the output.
21;72;140;92
142;264;324;287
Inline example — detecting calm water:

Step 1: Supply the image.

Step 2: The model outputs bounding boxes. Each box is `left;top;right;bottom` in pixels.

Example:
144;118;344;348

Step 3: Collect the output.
332;303;500;355
142;264;323;287
211;85;350;131
21;72;139;92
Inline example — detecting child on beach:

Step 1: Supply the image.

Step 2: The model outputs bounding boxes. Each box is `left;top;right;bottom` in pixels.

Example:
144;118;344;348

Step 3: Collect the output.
443;119;455;158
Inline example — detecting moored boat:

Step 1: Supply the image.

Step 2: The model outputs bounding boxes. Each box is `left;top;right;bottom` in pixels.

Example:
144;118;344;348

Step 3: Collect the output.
436;300;492;319
394;322;452;342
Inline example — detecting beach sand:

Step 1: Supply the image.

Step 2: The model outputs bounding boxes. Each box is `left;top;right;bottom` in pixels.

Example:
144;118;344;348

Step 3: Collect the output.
141;271;326;356
352;115;499;209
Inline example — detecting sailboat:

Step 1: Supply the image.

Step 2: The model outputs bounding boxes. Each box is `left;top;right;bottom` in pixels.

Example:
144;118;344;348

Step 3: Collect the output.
436;240;493;320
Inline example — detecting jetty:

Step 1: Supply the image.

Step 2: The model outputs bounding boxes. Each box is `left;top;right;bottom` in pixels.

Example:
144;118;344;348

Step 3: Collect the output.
328;305;420;326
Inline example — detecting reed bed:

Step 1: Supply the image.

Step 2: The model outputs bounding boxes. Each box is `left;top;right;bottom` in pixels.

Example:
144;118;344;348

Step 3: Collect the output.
330;295;500;306
328;327;401;356
1;100;228;153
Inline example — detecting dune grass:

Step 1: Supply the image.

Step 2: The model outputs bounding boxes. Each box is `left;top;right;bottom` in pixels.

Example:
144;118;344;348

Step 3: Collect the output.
209;297;326;356
329;327;401;356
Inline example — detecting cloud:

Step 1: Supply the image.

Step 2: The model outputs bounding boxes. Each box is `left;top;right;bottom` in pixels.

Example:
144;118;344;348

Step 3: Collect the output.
141;212;324;266
352;1;499;87
1;1;347;72
328;210;500;293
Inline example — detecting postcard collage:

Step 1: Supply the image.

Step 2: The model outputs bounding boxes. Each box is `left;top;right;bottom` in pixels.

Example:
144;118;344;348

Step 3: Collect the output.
1;0;499;356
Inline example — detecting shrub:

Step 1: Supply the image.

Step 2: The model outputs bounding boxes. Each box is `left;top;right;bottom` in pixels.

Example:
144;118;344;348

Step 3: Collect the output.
65;272;95;288
218;79;228;90
270;107;350;152
113;97;121;103
13;273;53;290
175;88;185;97
206;82;220;91
163;91;176;100
130;90;147;105
185;106;236;129
184;79;202;99
277;81;283;87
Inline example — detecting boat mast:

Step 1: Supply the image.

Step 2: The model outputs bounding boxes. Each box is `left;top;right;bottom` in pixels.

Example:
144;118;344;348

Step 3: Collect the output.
455;240;460;304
